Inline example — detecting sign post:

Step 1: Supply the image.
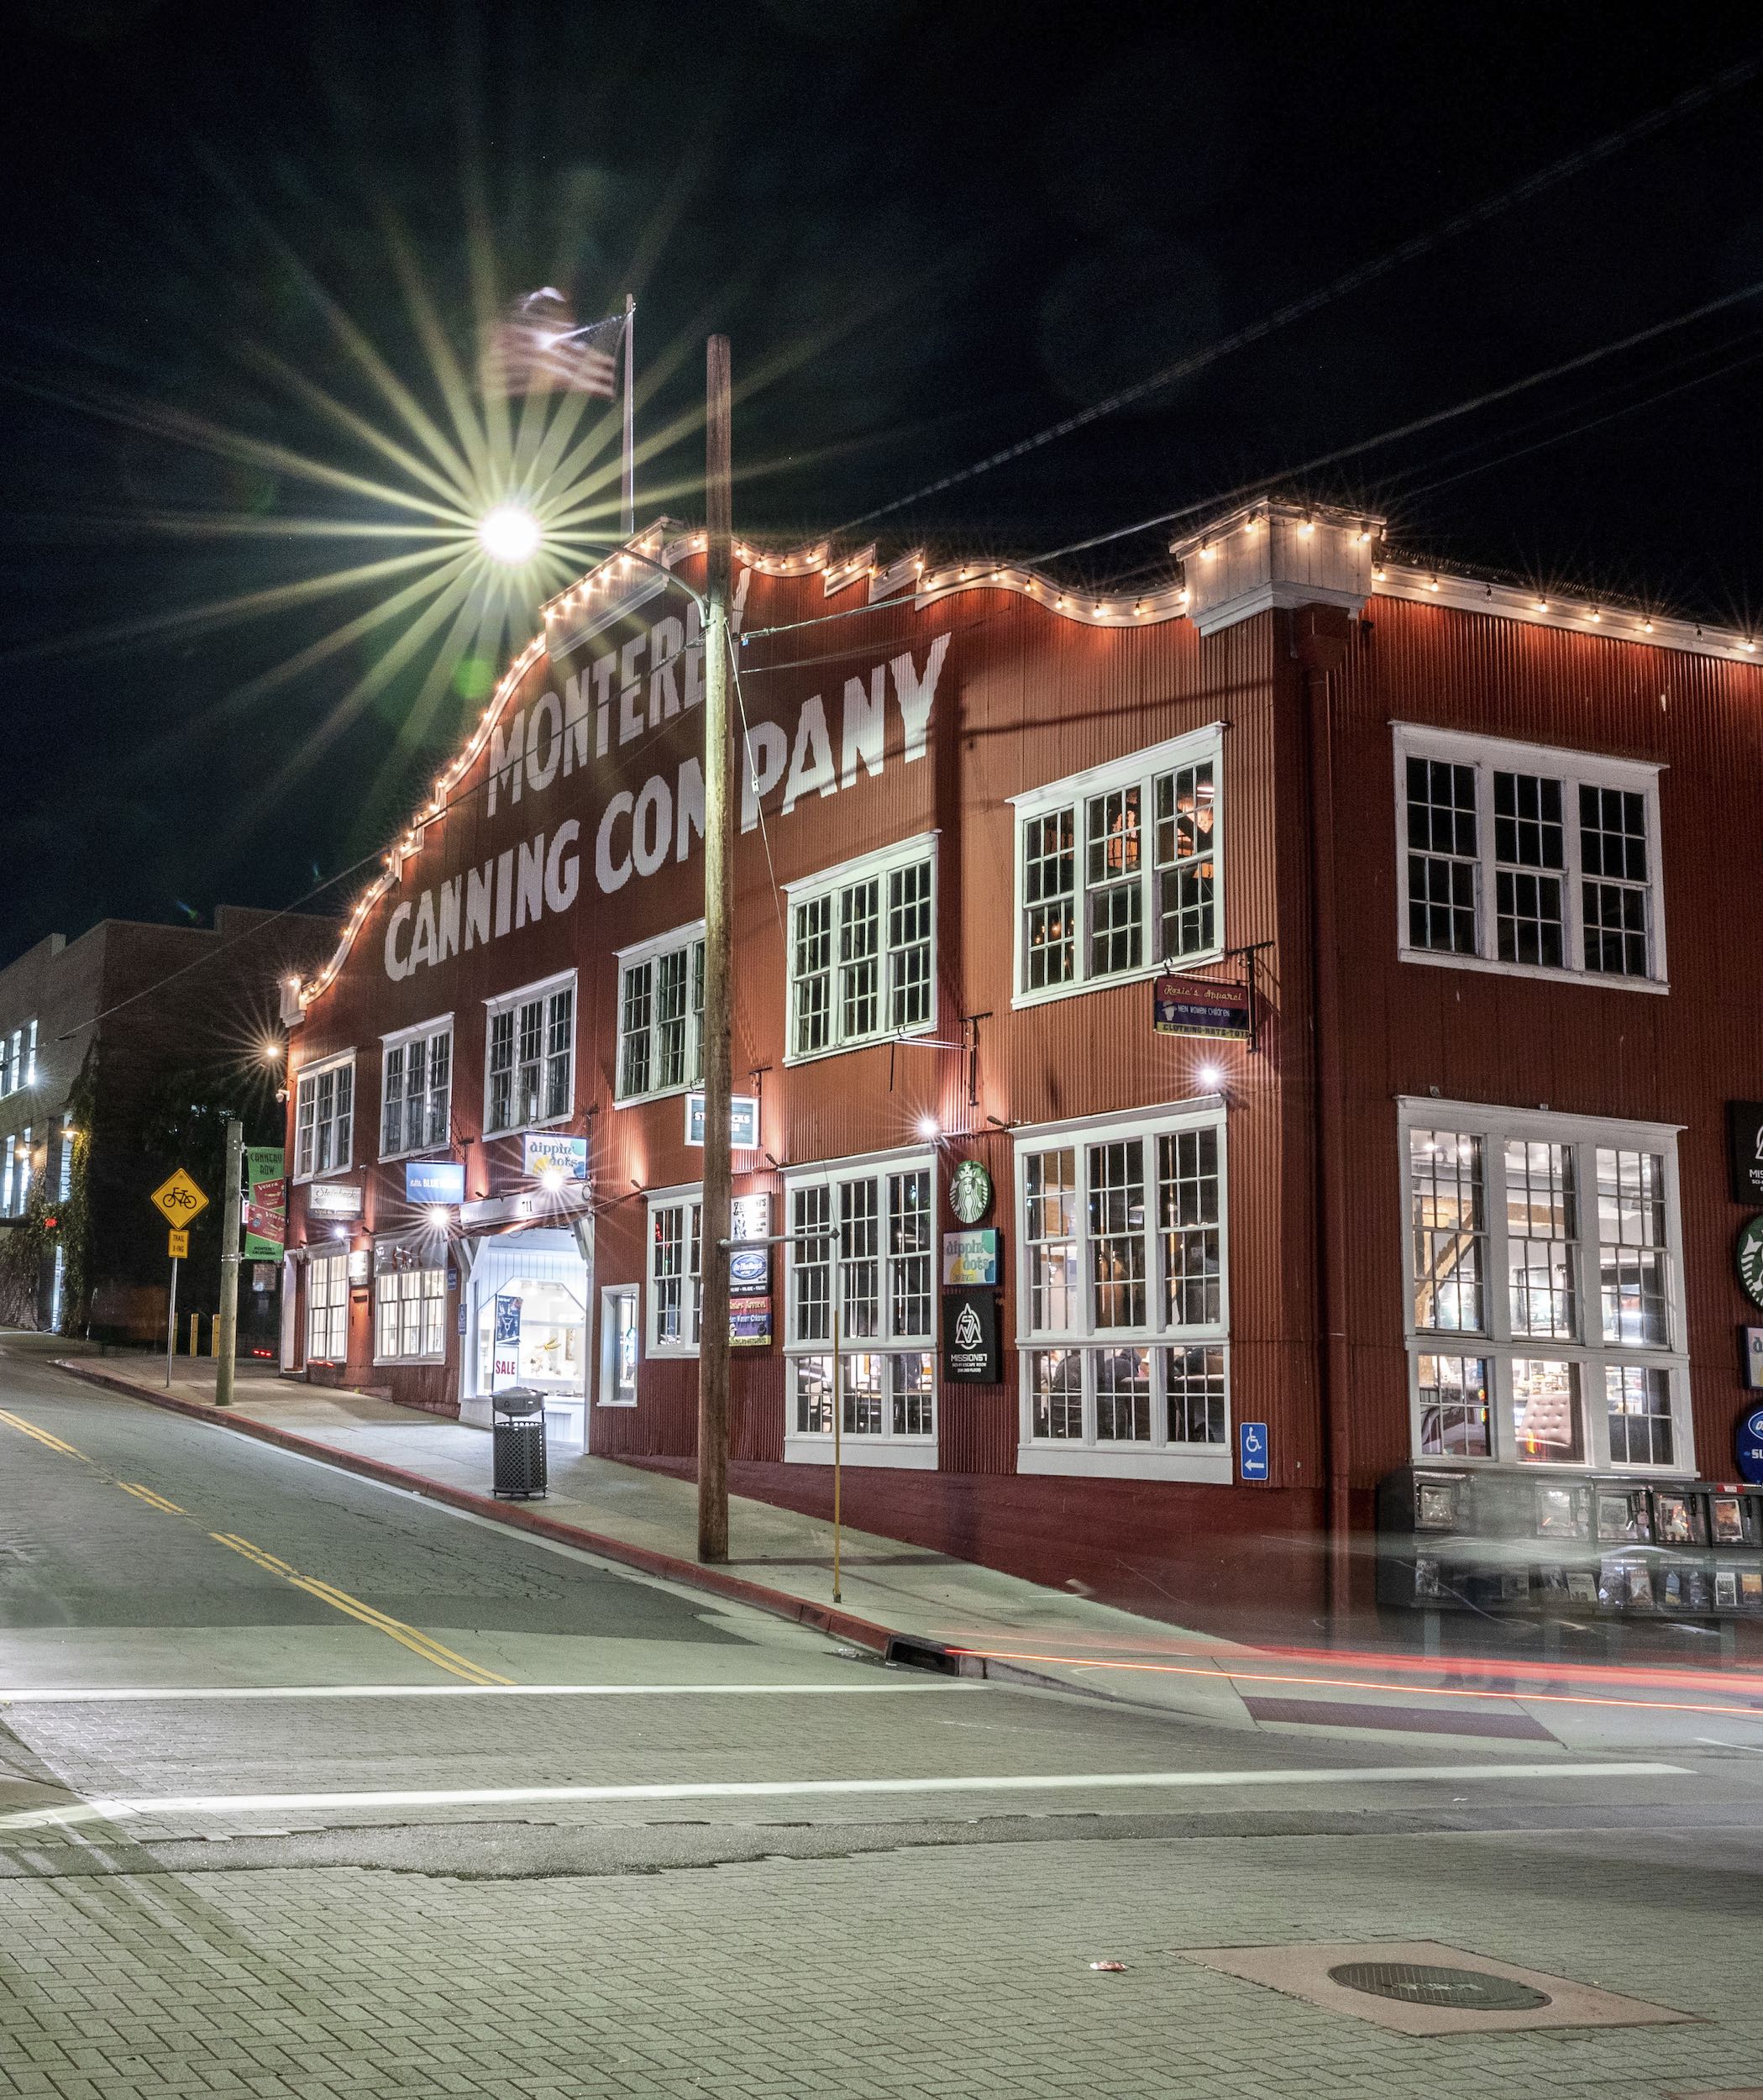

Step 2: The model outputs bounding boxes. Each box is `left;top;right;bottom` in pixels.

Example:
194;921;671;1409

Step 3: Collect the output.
698;331;734;1569
165;1247;178;1389
150;1168;209;1392
215;1118;244;1409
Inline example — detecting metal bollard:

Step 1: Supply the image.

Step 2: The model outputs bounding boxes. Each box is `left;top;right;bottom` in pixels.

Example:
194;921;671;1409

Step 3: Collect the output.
187;1312;200;1357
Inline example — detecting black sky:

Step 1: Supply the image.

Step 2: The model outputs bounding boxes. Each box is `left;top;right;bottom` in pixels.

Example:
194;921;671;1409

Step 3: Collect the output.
5;1;1762;969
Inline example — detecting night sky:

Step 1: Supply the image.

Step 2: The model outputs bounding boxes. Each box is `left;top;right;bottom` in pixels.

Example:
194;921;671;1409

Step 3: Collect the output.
5;2;1762;970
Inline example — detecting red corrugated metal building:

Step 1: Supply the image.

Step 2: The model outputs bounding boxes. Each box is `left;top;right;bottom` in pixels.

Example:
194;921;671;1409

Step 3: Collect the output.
279;499;1763;1636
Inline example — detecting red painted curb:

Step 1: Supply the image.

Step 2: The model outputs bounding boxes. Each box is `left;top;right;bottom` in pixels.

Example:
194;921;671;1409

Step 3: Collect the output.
50;1360;899;1656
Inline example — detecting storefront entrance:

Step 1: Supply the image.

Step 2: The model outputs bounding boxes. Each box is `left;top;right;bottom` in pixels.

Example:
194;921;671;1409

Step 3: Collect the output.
459;1227;590;1444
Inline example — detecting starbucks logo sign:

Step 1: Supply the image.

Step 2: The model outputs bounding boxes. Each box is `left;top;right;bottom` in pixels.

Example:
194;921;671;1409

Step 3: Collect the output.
1739;1215;1763;1309
950;1158;993;1225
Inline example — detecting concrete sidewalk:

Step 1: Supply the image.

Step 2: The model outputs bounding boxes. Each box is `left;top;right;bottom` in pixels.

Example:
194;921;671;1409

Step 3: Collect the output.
34;1339;1757;1751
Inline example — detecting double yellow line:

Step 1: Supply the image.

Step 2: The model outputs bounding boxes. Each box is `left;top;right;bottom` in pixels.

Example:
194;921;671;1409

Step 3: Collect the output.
0;1408;91;1461
210;1533;511;1687
119;1481;184;1514
0;1404;511;1688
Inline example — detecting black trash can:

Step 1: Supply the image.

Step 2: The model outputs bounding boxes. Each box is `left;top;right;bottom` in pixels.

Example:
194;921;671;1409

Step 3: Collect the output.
491;1387;548;1499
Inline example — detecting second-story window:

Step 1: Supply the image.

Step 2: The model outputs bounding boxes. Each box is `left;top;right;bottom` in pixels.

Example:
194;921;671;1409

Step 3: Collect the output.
485;974;575;1135
294;1055;354;1180
1397;726;1665;986
1011;728;1222;1005
381;1019;453;1158
785;837;936;1062
617;924;706;1103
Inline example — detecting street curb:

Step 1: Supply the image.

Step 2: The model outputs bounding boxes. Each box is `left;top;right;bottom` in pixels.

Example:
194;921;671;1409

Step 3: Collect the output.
48;1360;902;1656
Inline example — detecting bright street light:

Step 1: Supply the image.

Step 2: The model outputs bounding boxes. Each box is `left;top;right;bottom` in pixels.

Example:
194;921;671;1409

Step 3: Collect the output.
476;502;543;567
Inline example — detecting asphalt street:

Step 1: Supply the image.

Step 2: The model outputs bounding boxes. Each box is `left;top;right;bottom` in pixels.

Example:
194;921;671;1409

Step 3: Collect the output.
3;1339;1763;2098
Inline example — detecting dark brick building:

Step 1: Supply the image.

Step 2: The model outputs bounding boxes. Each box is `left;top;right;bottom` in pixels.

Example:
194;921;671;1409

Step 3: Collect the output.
0;907;333;1339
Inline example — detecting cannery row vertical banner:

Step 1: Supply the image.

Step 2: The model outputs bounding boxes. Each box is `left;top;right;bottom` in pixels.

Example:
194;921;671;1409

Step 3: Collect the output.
243;1146;286;1260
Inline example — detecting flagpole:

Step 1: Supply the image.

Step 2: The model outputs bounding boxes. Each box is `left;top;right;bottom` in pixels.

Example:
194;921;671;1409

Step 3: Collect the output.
622;292;635;539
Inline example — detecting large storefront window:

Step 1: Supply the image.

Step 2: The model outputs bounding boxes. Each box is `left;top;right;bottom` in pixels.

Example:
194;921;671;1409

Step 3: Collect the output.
475;1274;585;1392
1011;729;1221;1005
784;1154;936;1463
1401;1100;1690;1471
1015;1104;1230;1479
306;1252;349;1362
294;1054;354;1180
373;1244;446;1362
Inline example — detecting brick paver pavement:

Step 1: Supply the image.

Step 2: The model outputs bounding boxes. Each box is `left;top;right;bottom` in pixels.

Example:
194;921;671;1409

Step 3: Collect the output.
3;1827;1760;2100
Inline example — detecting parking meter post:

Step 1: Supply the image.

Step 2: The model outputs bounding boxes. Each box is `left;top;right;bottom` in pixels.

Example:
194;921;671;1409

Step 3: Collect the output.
214;1116;243;1407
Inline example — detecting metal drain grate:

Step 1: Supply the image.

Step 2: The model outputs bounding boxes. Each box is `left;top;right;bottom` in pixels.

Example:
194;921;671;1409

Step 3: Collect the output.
1327;1961;1551;2012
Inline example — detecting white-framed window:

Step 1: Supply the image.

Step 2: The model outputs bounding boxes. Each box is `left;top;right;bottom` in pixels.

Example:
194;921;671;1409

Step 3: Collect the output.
1010;727;1222;1009
784;1151;937;1467
784;836;937;1063
1;1023;32;1095
646;1189;702;1356
57;1113;73;1203
1400;1098;1691;1473
372;1245;447;1362
380;1017;453;1159
1395;725;1666;989
1;1132;15;1215
484;972;575;1136
1014;1100;1230;1480
15;1126;29;1212
600;1284;640;1405
617;922;706;1103
306;1251;349;1362
293;1053;355;1181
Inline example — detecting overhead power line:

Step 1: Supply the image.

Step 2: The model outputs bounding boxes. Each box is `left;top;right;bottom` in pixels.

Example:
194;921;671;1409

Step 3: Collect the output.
834;50;1762;535
1027;273;1763;566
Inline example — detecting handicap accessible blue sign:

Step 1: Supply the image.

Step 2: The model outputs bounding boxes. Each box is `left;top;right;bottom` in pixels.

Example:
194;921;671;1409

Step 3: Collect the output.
1239;1420;1269;1483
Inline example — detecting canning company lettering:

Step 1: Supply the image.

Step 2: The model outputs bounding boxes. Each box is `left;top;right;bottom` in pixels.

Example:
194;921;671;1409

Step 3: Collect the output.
383;608;951;983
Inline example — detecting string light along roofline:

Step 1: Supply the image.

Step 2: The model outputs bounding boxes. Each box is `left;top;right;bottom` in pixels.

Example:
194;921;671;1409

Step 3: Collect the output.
288;503;1760;1018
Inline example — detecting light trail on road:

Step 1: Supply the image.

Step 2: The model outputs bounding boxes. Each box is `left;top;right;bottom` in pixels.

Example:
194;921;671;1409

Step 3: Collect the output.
957;1646;1763;1725
0;1680;981;1704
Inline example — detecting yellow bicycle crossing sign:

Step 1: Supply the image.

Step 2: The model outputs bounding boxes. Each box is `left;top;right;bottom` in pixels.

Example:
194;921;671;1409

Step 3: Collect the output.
150;1168;209;1228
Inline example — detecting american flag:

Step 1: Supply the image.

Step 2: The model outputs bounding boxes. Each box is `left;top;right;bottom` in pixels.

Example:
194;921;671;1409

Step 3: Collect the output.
480;290;624;398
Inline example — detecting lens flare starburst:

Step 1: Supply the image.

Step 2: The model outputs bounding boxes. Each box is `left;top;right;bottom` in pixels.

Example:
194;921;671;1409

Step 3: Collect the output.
475;501;543;567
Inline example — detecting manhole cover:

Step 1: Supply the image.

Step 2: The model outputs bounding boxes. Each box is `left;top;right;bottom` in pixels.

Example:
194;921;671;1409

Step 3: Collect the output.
1327;1962;1551;2012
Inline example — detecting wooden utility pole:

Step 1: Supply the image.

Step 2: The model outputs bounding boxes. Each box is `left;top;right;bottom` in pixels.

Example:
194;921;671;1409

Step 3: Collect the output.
213;1115;243;1407
696;334;733;1563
